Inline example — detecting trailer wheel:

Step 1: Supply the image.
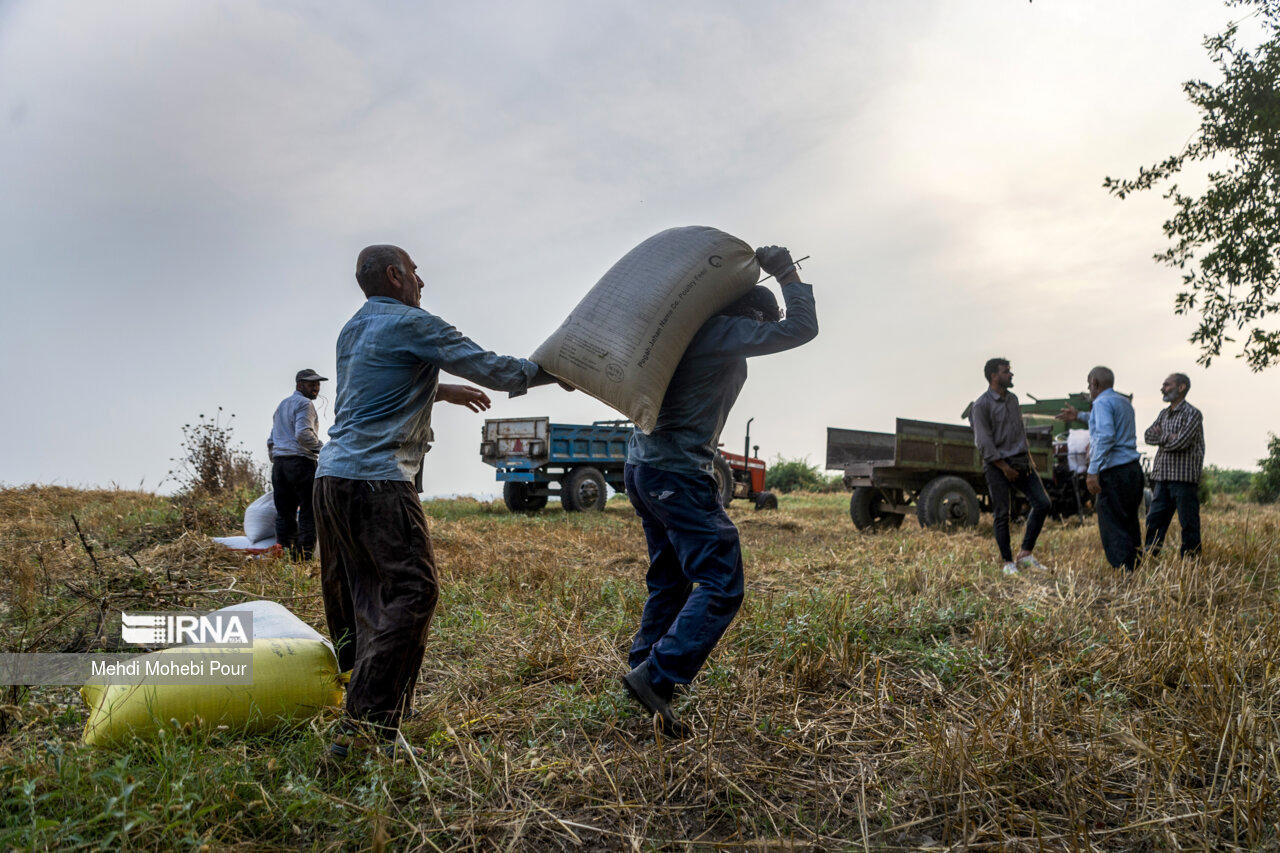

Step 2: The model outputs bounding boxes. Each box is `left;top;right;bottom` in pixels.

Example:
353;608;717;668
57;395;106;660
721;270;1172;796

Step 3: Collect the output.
503;482;547;513
753;491;778;511
562;466;607;512
916;476;980;530
849;487;905;531
712;454;734;506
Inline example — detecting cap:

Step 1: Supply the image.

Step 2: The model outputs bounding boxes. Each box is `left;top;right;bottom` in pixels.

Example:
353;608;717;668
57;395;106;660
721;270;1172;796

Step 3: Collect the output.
296;369;329;383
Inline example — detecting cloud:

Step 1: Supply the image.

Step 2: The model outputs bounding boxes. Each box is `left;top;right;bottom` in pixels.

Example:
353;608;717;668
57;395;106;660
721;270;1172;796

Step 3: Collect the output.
0;0;1275;500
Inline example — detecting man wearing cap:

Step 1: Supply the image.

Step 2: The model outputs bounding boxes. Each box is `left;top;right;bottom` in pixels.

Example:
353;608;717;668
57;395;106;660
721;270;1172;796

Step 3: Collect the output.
317;244;566;759
267;369;327;559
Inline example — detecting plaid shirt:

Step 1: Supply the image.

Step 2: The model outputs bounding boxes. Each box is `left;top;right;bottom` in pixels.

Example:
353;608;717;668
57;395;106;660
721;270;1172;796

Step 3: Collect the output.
1144;401;1204;483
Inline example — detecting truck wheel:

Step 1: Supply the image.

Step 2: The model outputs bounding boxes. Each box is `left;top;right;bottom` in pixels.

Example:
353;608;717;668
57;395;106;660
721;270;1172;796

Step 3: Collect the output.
503;482;547;513
563;466;607;512
753;491;778;511
917;476;980;530
849;487;904;531
712;455;734;506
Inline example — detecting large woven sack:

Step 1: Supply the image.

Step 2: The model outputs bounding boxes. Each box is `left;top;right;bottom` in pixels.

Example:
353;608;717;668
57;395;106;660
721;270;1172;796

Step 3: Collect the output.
532;227;760;432
81;601;342;746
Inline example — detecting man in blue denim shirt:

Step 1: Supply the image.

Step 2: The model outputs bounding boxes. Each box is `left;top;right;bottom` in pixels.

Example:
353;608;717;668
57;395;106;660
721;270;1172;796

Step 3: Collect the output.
317;244;562;757
1059;366;1143;571
620;245;818;736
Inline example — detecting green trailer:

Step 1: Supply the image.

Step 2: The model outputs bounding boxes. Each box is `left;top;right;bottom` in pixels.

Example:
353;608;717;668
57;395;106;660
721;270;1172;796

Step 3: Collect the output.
828;392;1151;533
826;418;1056;531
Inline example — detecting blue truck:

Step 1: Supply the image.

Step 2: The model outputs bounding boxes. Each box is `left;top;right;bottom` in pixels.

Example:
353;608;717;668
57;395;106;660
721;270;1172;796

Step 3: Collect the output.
479;416;774;512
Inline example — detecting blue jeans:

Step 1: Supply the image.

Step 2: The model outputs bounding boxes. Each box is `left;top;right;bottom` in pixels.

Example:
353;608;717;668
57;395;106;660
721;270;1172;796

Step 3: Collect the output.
1144;480;1201;557
624;463;745;693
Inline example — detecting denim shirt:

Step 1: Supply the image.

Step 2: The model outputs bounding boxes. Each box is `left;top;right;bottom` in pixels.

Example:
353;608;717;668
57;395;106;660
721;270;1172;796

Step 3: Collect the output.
627;281;818;479
1080;388;1139;475
268;391;322;461
317;297;539;484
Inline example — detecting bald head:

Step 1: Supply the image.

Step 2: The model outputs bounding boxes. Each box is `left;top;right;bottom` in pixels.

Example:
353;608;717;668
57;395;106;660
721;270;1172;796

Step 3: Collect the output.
356;245;409;298
1088;366;1114;389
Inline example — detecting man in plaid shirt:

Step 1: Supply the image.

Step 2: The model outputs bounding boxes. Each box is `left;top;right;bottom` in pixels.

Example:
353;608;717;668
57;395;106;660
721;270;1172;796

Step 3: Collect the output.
1143;372;1204;557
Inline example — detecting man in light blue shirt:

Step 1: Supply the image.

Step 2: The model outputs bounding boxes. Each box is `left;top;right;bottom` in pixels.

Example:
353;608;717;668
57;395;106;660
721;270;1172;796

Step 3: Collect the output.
267;368;327;559
316;244;563;758
620;245;818;736
1059;366;1143;571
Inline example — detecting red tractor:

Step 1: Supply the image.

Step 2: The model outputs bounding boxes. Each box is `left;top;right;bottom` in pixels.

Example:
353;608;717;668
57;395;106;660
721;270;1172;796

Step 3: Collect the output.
712;418;778;510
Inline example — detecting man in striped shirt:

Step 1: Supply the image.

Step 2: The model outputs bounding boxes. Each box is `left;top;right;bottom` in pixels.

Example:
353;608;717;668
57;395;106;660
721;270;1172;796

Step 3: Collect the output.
1143;373;1204;557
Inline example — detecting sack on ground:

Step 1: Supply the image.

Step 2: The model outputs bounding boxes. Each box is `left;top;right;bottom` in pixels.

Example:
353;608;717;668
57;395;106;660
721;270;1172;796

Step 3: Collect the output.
243;492;276;543
531;226;760;432
81;600;342;747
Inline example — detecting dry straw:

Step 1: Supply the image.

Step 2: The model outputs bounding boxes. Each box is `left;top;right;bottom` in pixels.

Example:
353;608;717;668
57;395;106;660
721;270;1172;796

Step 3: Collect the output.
0;486;1278;849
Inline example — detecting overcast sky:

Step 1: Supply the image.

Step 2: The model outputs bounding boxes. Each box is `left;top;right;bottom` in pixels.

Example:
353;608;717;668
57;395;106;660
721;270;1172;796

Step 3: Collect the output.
2;0;1274;499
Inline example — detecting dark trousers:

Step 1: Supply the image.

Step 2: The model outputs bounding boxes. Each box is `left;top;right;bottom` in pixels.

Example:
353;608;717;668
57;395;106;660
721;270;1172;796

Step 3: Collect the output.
983;457;1051;562
314;476;439;736
271;456;317;558
1144;480;1201;557
1096;460;1145;571
624;463;745;693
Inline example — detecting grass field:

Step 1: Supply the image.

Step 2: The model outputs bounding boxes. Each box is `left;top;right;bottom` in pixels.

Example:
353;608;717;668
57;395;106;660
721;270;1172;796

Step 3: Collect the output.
1;485;1278;849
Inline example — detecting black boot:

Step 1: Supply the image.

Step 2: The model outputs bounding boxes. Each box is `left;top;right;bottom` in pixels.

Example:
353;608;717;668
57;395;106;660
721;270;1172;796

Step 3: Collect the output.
621;661;692;738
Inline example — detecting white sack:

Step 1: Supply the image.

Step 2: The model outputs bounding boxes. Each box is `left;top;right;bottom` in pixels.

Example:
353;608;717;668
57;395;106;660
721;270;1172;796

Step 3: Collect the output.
212;599;331;649
243;492;277;542
531;226;760;433
211;535;276;551
1066;429;1091;474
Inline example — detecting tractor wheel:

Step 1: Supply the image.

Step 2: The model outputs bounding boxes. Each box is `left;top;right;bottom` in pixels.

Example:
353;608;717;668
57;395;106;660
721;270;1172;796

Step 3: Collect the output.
712;454;734;506
503;482;548;513
754;491;778;511
849;487;905;531
562;466;607;512
916;476;980;530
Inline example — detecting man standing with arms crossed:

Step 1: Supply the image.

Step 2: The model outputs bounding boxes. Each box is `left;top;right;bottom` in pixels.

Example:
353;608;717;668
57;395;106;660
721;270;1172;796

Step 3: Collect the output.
1059;366;1143;572
267;368;327;559
970;358;1051;576
621;245;818;737
316;244;563;758
1143;372;1204;558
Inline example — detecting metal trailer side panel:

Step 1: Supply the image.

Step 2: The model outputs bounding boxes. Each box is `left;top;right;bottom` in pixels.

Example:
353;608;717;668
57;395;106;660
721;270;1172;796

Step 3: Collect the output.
547;422;633;467
892;418;1053;478
825;427;896;471
894;418;984;473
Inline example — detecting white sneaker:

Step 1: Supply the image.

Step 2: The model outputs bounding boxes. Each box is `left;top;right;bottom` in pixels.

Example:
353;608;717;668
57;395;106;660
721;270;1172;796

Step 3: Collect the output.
1017;555;1047;571
1001;561;1018;575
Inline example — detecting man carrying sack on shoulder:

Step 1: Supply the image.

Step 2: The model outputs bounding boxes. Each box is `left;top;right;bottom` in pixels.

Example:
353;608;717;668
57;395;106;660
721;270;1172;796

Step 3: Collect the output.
620;245;818;737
